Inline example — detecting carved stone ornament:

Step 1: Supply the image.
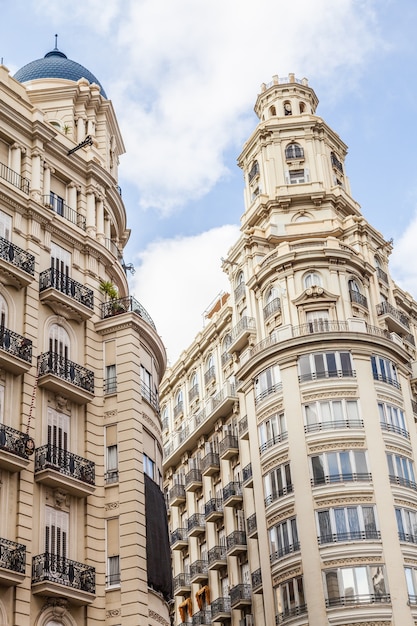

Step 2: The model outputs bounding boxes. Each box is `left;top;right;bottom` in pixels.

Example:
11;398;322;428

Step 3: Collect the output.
323;556;382;567
272;566;302;586
105;501;119;510
267;507;295;528
262;453;289;475
148;609;170;626
308;440;364;453
42;598;69;617
106;609;121;617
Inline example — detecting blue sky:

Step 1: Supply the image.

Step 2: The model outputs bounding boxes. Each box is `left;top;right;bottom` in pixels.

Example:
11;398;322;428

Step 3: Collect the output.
2;0;417;362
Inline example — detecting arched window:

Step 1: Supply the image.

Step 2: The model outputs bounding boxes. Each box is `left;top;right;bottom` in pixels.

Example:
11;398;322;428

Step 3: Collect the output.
236;272;245;286
235;271;245;301
269;105;276;117
264;287;281;319
189;372;199;402
248;161;259;182
0;294;7;328
348;279;368;308
285;143;304;160
161;406;169;430
299;102;306;114
293;213;311;222
284;101;292;116
304;272;322;289
348;279;361;293
205;354;216;385
174;389;184;418
49;323;70;358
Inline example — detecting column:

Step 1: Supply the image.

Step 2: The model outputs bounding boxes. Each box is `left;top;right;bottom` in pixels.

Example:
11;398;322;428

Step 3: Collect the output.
10;143;22;175
30;149;42;197
96;195;105;244
86;190;96;237
76;116;86;143
43;163;52;198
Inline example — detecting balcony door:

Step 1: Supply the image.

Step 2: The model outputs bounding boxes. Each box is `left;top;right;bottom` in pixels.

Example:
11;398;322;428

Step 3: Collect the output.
51;243;71;293
49;324;70;377
45;506;69;563
0;210;11;241
47;407;69;466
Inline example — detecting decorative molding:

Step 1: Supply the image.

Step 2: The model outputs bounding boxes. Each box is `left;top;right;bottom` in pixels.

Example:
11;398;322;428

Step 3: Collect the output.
148;609;169;626
302;390;357;401
323;556;383;567
262;453;289;474
105;501;119;510
104;410;118;419
315;495;373;508
106;609;121;617
309;440;364;453
377;393;404;407
267;506;295;528
272;566;302;586
257;403;284;422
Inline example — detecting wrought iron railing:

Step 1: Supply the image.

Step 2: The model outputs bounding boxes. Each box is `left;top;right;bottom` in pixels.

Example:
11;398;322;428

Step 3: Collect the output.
270;541;300;563
0;537;26;573
140;381;159;411
275;604;307;623
0;327;32;362
187;514;205;532
304;420;363;434
169;484;186;502
325;594;390;607
170;527;188;545
173;572;190;590
260;431;288;453
251;568;262;589
231;316;256;340
39;269;94;309
263;297;281;320
234;282;246;301
211;597;231;617
185;468;202;487
255;382;283;404
0;161;29;193
0;423;31;459
376;300;410;329
0;236;35;275
223;481;242;502
230;583;252;605
204;365;216;385
293;321;348;336
101;296;156;329
389;475;417;490
380;421;409;438
221;351;232;366
32;553;95;594
37;352;94;393
192;609;212;625
219;435;238;457
372;372;400;389
243;463;253;483
318;530;380;544
173;401;184;418
201;452;219;473
376;267;389;284
104;376;117;395
188;384;199;402
299;369;355;383
34;444;95;485
247;513;257;535
208;545;226;565
265;485;293;506
44;194;86;230
226;530;246;550
239;414;248;435
311;473;372;486
349;289;368;308
205;498;223;518
190;559;208;578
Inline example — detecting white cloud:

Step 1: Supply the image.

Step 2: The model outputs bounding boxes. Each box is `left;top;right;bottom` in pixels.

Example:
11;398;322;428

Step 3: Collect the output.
390;209;417;300
130;224;240;363
36;0;383;215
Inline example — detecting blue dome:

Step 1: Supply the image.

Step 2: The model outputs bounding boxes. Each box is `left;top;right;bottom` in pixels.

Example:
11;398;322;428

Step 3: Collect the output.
14;47;107;98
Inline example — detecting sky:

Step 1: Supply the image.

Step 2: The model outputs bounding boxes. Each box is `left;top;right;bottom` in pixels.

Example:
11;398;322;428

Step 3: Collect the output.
2;0;417;364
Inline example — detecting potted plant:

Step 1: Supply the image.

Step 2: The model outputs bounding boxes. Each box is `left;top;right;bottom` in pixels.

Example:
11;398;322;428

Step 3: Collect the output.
99;280;126;316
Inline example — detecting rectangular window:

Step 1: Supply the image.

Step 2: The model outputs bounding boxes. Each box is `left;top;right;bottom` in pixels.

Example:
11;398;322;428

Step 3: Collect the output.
317;505;378;543
107;555;120;587
264;462;293;505
255;365;281;402
259;412;287;451
275;576;305;617
324;565;387;605
304;399;361;432
378;402;408;437
387;452;416;488
0;210;12;240
311;450;369;485
45;506;69;558
104;364;117;394
143;453;155;480
269;517;299;561
395;507;417;542
298;352;354;382
371;355;399;388
106;444;118;484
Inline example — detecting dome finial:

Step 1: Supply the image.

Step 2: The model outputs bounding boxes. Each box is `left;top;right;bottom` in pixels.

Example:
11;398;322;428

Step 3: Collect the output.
54;34;58;50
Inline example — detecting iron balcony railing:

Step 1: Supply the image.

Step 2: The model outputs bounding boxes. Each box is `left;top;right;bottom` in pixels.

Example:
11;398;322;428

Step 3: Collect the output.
372;372;400;389
304;420;363;434
226;530;247;551
44;193;86;230
0;235;35;275
234;282;246;301
170;527;188;545
0;424;31;459
412;400;417;415
404;333;416;347
255;382;283;405
318;530;381;544
231;316;256;340
230;583;252;606
349;289;368;308
219;435;238;457
185;468;202;487
211;597;231;617
275;604;308;624
0;537;26;573
169;484;186;502
173;572;190;590
140;381;159;411
293;321;348;337
399;532;417;543
188;384;199;402
104;238;122;258
376;300;410;329
325;594;390;608
190;559;208;578
32;553;95;594
201;452;220;473
173;401;184;419
104;376;117;395
205;498;223;518
223;481;242;502
101;296;156;329
221;351;232;366
260;431;288;453
208;545;226;565
376;267;389;284
0;161;29;193
265;485;293;506
389;475;417;490
380;421;409;438
311;473;372;487
34;444;95;485
252;568;262;589
270;541;300;563
239;414;248;435
263;297;281;320
204;366;216;385
247;513;257;535
299;369;355;383
0;327;32;362
39;269;94;309
187;514;205;533
192;609;212;625
38;352;94;393
243;463;253;483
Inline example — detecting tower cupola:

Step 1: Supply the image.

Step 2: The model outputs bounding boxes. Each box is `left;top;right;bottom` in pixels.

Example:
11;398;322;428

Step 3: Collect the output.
254;73;318;122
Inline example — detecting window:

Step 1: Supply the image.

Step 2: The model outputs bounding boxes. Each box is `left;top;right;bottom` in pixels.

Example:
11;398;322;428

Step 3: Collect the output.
143;453;155;480
255;365;281;403
330;151;343;174
348;279;368;308
288;169;307;184
248;161;259;182
47;407;69;465
324;565;388;606
50;191;65;216
140;364;152;402
264;462;293;505
317;505;378;543
204;354;216;385
305;310;329;333
45;506;69;558
387;452;416;489
0;210;12;240
274;576;305;618
161;406;169;431
107;555;120;587
104;364;117;394
106;444;118;484
298;351;354;382
235;271;245;301
304;272;322;288
263;288;281;319
174;390;184;418
304;399;361;432
51;243;71;292
396;507;417;542
269;517;299;562
283;101;292;116
371;355;399;388
221;334;232;366
405;567;417;603
259;413;287;452
285;143;304;160
378;402;408;437
310;449;369;485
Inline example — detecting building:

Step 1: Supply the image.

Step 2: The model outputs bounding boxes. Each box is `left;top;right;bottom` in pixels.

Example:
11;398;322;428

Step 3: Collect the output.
161;73;417;626
0;45;170;626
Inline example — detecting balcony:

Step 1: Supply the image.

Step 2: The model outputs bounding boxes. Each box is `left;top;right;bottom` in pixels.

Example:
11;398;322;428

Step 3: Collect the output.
37;352;94;404
260;431;288;454
349;289;368;309
263;297;281;320
32;553;95;605
318;530;381;545
223;481;243;507
0;161;29;194
311;473;372;487
192;609;212;625
230;583;252;609
226;530;247;556
270;542;300;564
141;381;159;412
0;327;32;375
376;267;389;284
39;269;94;322
211;597;231;622
170;527;188;550
219;434;239;460
204;498;223;522
0;236;35;288
44;193;86;230
207;545;227;570
185;468;202;492
234;282;246;302
101;296;156;330
34;444;95;497
206;383;238;421
243;463;253;487
275;604;308;624
0;424;31;472
168;484;186;506
325;594;390;608
252;568;262;593
0;538;26;586
173;572;191;596
173;401;184;419
190;559;208;584
188;384;199;403
247;513;257;538
239;414;248;439
187;514;206;537
204;366;216;386
229;316;256;353
201;452;220;476
376;300;410;333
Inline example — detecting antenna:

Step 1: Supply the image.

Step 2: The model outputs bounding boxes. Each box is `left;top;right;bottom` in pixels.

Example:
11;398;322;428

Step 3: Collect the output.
54;34;58;50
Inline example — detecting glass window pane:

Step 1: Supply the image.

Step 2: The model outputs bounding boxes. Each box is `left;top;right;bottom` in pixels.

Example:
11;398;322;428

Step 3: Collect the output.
341;568;356;597
312;456;324;482
354;567;369;596
305;404;317;425
334;508;347;537
347;507;360;535
339;451;352;476
318;511;331;540
354;451;367;475
340;352;352;374
405;568;415;595
346;401;359;422
332;401;343;422
326;353;337;376
371;566;386;597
